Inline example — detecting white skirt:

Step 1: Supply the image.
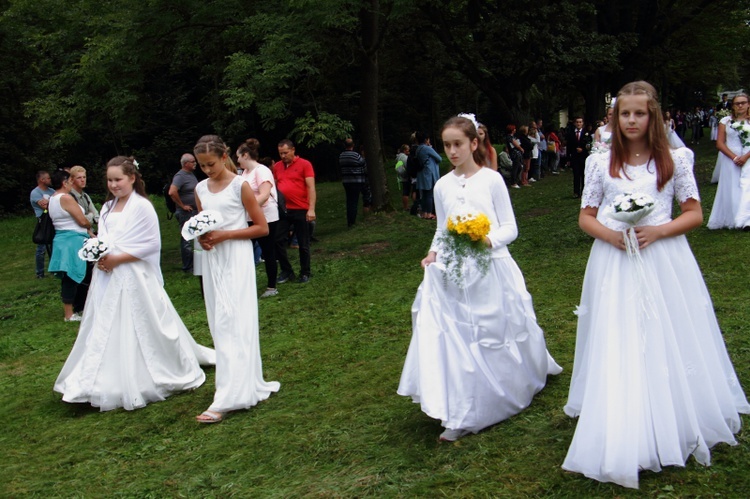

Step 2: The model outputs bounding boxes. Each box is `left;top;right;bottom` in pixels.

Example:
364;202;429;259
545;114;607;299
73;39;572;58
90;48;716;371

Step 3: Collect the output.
55;261;215;411
563;237;749;489
708;153;742;229
398;257;561;433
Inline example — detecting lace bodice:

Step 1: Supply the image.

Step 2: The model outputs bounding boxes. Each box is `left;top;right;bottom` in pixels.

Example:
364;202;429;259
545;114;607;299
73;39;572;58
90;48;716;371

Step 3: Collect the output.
720;116;750;156
581;148;700;231
195;175;248;230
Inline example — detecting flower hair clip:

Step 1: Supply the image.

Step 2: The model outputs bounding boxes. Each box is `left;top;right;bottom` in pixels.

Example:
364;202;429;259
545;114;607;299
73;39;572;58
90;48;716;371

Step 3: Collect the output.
132;159;140;170
458;113;480;131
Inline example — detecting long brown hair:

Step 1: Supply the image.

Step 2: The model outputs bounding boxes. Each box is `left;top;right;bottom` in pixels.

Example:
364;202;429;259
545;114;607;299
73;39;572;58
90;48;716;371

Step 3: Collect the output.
104;156;147;205
609;81;673;191
441;116;487;167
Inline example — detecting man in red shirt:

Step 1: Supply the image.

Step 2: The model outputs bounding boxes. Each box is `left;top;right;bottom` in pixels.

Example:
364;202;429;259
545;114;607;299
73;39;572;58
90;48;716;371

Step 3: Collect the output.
273;139;317;283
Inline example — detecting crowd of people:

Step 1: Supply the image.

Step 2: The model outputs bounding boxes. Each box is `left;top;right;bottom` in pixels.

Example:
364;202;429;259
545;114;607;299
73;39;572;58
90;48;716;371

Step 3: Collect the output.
28;81;750;489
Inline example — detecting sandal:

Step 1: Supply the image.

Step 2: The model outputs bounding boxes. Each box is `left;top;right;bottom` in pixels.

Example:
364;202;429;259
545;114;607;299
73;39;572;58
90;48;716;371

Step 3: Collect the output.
196;410;223;424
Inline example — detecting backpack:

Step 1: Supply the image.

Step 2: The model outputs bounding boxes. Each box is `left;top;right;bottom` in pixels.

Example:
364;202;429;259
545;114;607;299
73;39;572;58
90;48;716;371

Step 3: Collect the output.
406;145;423;177
163;183;176;220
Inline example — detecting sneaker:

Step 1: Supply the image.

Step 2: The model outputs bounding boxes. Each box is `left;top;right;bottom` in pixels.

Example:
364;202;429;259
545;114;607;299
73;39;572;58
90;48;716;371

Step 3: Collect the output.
511;184;520;189
36;274;45;279
296;275;310;284
277;271;296;284
439;428;470;442
260;288;278;298
552;171;560;175
529;178;537;183
65;313;83;322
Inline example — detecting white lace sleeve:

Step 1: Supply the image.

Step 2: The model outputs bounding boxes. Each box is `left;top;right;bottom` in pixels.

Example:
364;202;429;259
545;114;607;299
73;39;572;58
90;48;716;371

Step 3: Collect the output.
671;148;700;203
581;154;606;208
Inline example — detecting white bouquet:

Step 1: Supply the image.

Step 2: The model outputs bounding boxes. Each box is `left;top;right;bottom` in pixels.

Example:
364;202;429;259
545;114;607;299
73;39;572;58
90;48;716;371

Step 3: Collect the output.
608;192;658;327
181;210;223;241
78;238;110;262
590;140;610;155
609;193;655;225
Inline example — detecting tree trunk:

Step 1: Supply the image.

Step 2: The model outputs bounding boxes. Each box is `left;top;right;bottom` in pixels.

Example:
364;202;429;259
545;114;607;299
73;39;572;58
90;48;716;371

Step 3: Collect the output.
359;0;391;212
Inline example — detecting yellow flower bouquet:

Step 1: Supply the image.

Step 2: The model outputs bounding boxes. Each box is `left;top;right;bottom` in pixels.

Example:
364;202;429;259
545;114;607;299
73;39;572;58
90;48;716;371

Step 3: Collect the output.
438;211;491;286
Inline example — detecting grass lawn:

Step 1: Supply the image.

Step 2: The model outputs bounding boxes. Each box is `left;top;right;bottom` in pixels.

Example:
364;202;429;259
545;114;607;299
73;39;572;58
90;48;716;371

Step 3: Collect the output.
1;138;749;497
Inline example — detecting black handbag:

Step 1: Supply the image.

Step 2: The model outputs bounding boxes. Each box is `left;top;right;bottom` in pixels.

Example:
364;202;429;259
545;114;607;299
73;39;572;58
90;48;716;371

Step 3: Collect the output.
276;187;287;217
32;210;55;245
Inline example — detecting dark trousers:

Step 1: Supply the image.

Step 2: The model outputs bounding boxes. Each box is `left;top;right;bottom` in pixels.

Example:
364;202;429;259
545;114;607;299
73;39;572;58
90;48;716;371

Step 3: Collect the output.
343;182;365;227
175;209;195;272
420;189;434;216
572;159;585;196
511;157;523;185
253;220;278;288
275;210;311;277
73;262;93;313
61;274;78;305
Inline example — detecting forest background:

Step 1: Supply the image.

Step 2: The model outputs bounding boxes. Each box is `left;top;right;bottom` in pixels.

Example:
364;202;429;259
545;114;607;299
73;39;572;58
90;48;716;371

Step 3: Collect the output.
2;0;750;214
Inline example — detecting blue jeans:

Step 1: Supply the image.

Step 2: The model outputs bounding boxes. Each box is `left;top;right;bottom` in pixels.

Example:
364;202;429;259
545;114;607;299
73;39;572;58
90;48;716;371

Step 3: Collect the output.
175;209;195;272
36;243;48;276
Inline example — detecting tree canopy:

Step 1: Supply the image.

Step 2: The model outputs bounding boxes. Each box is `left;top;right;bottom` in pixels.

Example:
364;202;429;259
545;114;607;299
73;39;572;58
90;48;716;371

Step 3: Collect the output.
2;0;748;212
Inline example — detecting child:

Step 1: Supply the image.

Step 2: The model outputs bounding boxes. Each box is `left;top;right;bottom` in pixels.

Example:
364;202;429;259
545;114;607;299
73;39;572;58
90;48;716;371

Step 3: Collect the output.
397;115;562;442
54;156;215;411
193;135;280;423
563;81;750;489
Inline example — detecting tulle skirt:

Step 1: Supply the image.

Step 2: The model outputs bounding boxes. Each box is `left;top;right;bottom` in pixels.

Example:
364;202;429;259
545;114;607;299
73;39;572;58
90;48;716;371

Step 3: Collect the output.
563;237;749;489
734;161;750;228
398;256;562;433
708;153;742;229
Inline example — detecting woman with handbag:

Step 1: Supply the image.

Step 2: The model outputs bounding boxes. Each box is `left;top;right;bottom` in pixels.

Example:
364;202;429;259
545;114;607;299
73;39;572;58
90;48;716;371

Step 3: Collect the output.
47;170;93;321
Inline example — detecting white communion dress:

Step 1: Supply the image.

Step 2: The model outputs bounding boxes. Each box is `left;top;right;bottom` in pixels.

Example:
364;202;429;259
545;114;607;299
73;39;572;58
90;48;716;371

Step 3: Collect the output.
563;148;750;489
54;194;215;411
398;167;562;434
195;175;280;413
707;116;748;229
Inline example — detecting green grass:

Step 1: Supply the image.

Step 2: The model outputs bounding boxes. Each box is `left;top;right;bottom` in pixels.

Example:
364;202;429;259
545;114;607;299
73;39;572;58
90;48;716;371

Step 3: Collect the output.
1;139;749;497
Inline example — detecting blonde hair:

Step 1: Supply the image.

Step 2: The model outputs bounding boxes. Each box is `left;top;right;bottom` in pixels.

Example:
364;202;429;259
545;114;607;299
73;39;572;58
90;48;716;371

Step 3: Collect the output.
70;165;86;176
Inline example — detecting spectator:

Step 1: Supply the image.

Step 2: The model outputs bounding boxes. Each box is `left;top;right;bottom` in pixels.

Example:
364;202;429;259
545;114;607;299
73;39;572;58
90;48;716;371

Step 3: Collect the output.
47;170;92;321
339;138;368;227
237;138;280;298
168;154;198;273
414;131;442;220
30;170;55;278
273;139;316;284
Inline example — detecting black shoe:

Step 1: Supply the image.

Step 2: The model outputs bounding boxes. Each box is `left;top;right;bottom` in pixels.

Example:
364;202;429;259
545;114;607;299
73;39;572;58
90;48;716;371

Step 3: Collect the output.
36;274;45;279
296;274;310;284
743;226;750;232
277;271;296;284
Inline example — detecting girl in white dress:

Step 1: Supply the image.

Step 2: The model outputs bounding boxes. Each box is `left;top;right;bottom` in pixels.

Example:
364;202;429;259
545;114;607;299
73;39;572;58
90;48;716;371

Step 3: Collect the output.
564;81;749;489
54;157;215;411
708;93;750;229
664;110;686;149
593;103;614;144
398;115;562;442
193;135;280;423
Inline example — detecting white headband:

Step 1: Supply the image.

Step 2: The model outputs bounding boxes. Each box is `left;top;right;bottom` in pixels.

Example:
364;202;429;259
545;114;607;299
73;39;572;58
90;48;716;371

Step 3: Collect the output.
458;112;480;130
